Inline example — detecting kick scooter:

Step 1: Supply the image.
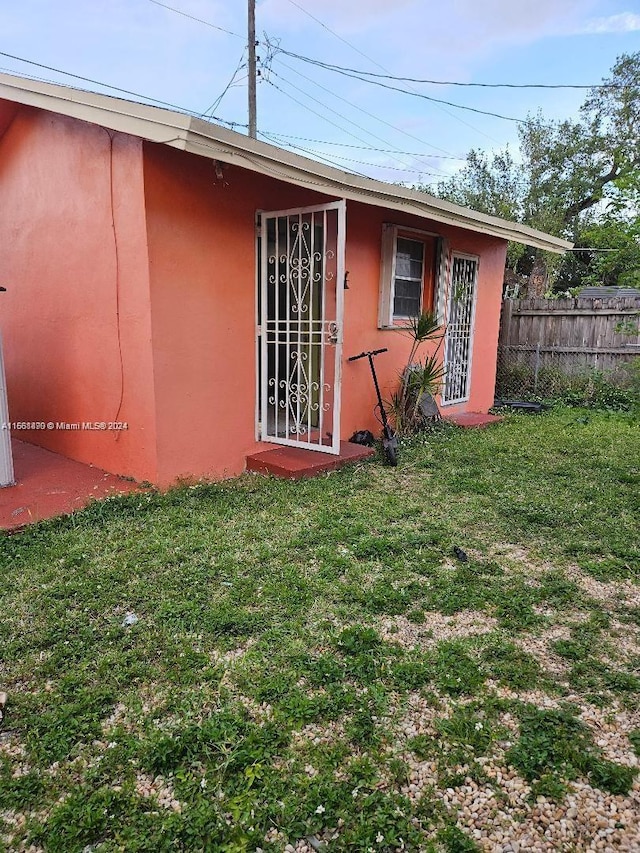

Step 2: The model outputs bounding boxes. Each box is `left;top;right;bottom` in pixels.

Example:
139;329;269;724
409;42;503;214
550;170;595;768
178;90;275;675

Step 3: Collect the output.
348;348;398;466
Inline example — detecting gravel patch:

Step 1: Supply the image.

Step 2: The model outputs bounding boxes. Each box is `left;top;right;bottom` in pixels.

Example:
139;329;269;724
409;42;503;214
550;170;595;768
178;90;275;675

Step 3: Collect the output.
564;567;640;610
133;772;182;812
384;682;640;851
514;625;572;677
378;611;498;649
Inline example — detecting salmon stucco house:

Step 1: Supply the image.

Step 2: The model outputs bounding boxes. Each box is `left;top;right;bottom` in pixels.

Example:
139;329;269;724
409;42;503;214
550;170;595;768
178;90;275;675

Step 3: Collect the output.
0;73;570;487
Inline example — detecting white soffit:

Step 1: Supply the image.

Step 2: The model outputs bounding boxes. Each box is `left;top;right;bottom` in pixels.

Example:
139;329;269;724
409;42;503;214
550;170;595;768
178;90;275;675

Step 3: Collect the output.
0;72;572;254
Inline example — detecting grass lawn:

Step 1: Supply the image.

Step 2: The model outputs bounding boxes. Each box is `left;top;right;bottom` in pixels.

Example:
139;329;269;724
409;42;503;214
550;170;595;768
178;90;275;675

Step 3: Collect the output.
1;407;639;852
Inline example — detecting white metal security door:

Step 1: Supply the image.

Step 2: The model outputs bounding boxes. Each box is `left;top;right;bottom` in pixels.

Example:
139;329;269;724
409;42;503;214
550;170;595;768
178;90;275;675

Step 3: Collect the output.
442;254;478;405
259;200;345;454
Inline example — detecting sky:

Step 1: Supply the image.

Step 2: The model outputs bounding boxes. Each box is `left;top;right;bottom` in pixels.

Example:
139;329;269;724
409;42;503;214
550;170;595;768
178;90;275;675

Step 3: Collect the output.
1;0;639;188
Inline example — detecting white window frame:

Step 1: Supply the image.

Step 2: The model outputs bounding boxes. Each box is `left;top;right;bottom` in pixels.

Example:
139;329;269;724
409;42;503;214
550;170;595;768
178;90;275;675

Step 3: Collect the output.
378;224;438;328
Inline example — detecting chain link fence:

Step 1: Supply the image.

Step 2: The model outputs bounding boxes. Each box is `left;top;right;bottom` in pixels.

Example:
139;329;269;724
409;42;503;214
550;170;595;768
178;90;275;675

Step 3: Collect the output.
495;344;639;403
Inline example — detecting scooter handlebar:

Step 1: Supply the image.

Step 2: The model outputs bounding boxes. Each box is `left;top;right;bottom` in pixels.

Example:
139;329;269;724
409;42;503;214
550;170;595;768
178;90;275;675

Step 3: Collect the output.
348;347;388;361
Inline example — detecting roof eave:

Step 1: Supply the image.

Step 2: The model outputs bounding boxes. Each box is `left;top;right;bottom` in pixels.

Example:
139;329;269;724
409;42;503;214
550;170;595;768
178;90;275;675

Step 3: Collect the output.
0;72;572;255
183;126;572;254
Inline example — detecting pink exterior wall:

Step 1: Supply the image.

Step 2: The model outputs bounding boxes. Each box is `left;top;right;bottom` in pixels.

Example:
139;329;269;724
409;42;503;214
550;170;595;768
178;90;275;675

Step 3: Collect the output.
0;103;506;488
0;105;158;482
343;203;506;436
143;144;507;485
143;145;334;485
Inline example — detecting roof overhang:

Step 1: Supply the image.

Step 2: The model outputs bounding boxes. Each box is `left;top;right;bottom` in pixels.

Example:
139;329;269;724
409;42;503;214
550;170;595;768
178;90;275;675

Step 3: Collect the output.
0;72;572;254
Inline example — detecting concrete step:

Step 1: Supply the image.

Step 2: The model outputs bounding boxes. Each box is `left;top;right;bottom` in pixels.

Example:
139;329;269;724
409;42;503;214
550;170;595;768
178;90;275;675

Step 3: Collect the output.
246;440;375;480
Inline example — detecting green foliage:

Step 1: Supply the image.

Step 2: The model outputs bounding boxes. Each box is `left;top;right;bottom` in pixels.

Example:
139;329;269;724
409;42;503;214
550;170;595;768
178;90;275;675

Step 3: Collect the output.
336;624;382;656
144;709;288;777
434;641;484;697
431;52;640;292
479;640;543;690
21;685;115;764
438;824;481;852
30;787;186;853
506;706;636;796
558;211;640;290
1;409;639;850
495;362;640;411
629;729;640;757
435;705;497;756
389;310;446;435
0;760;46;810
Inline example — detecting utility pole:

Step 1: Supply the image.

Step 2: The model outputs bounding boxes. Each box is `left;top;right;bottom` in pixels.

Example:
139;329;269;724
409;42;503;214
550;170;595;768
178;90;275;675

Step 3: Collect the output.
248;0;257;138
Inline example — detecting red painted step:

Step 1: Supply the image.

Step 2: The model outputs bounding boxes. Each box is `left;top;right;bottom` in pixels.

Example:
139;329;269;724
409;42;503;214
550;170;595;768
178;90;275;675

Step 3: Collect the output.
246;441;375;480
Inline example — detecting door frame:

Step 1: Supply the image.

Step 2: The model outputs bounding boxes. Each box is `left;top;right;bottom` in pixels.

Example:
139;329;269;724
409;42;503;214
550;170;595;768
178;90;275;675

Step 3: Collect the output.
441;251;479;406
256;199;346;454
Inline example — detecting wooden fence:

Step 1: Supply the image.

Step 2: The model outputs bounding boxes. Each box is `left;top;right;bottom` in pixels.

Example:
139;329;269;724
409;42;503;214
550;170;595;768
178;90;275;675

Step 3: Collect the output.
496;295;640;397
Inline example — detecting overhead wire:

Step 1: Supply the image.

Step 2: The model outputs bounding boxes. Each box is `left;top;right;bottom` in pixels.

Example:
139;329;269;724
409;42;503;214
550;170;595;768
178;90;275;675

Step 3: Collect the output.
279;4;503;142
284;0;390;70
0;45;434;186
201;48;247;117
275;49;619;89
267;68;451;177
259;132;466;160
145;0;243;38
265;77;399;150
258;131;371;177
273;55;455;162
274;49;526;124
0;50;247;128
259;130;442;178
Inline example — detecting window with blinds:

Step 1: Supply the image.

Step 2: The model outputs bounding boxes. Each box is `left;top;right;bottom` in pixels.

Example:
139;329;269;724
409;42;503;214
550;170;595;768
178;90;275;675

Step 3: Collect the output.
393;237;424;318
378;225;437;328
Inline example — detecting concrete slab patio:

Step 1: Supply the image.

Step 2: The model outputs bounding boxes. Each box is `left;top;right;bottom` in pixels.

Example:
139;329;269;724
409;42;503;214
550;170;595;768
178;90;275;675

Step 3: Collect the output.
0;439;139;532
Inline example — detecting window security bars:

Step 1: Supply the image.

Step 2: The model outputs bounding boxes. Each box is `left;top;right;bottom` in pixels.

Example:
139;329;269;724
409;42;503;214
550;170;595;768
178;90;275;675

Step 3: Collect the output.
442;255;478;405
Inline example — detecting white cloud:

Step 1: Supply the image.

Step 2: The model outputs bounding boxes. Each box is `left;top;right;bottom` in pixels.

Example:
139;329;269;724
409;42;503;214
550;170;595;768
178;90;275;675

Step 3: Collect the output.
257;0;602;78
258;0;415;33
581;12;640;33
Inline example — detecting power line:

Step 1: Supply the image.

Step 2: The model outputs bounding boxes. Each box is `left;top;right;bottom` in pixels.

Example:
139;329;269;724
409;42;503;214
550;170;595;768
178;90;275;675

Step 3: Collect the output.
259;131;441;177
0;50;247;128
265;77;399;151
263;41;464;168
265;78;443;179
260;132;466;159
267;69;447;175
276;9;501;143
276;47;618;89
276;49;526;123
259;131;371;177
201;48;246;117
145;0;243;38
272;57;455;167
284;0;387;71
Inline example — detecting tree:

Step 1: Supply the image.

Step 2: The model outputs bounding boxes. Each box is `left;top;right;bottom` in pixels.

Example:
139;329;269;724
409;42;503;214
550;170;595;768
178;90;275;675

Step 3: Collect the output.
430;53;640;296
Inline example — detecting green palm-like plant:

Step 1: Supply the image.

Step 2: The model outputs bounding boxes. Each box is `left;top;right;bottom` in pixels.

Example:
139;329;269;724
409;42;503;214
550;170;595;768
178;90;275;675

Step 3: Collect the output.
404;311;442;363
392;311;446;434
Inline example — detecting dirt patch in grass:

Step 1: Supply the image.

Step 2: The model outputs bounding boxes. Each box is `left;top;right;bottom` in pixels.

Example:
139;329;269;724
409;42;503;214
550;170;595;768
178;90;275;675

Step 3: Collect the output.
2;408;638;852
378;611;498;649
